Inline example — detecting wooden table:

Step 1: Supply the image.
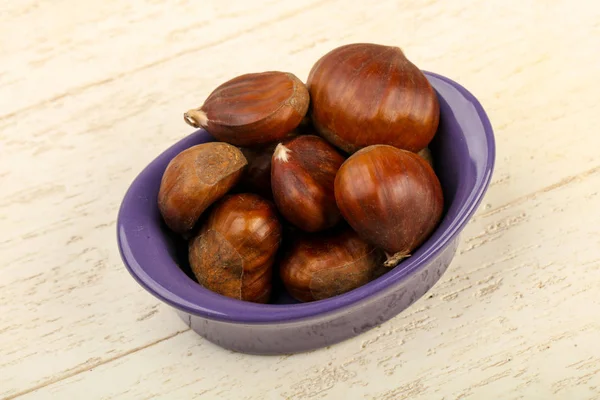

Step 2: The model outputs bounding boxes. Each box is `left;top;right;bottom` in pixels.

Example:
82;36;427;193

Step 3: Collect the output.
2;1;600;398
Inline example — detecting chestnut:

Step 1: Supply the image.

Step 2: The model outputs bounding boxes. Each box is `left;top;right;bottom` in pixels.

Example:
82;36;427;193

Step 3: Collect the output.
334;145;444;267
238;143;277;199
280;226;386;302
183;71;310;147
237;131;298;198
189;193;282;303
271;135;345;232
307;43;439;153
158;142;247;235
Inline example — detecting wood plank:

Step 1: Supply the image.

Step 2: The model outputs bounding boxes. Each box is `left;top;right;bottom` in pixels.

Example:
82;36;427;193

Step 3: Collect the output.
0;0;328;119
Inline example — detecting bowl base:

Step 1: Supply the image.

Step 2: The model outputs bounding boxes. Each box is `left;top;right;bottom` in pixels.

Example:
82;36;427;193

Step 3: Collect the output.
175;237;458;355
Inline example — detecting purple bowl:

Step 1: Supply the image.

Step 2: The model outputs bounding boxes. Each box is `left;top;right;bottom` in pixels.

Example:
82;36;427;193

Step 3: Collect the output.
117;72;495;355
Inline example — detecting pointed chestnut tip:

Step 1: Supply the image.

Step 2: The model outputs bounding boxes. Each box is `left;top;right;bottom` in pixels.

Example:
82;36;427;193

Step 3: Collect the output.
383;250;411;268
273;143;291;163
184;109;209;128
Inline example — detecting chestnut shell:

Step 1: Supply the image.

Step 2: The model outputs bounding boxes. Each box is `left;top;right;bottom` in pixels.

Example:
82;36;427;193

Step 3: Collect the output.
280;227;386;302
184;71;310;146
271;135;345;232
157;142;247;235
238;143;277;199
334;145;444;264
188;193;282;303
307;43;439;153
237;130;299;198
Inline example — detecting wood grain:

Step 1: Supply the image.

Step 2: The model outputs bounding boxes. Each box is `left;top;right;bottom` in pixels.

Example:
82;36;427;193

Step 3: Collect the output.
1;0;600;399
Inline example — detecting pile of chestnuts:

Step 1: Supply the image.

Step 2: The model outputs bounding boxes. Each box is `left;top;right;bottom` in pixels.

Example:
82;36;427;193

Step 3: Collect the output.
158;43;444;304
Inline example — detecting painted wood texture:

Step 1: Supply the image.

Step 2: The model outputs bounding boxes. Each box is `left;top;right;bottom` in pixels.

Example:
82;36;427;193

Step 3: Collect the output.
1;0;599;398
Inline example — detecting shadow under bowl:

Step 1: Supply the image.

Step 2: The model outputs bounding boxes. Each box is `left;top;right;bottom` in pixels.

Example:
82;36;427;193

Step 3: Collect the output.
117;71;495;355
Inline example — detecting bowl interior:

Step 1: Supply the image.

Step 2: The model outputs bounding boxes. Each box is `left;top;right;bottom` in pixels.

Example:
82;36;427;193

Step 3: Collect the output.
117;72;495;323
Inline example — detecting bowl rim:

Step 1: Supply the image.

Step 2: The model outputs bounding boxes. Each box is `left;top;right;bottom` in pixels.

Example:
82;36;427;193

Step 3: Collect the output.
117;71;496;324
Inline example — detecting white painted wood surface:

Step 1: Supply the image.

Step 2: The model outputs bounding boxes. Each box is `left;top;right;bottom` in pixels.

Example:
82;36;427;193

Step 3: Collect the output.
1;0;600;398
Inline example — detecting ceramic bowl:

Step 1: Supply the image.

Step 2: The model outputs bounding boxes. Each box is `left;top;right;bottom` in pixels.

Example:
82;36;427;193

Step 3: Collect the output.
117;72;495;355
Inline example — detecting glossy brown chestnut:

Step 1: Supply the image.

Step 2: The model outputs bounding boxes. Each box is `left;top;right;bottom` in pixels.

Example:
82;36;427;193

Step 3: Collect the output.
184;71;310;146
334;145;444;267
189;193;282;303
158;142;247;235
271;135;345;232
307;43;439;153
280;227;386;302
